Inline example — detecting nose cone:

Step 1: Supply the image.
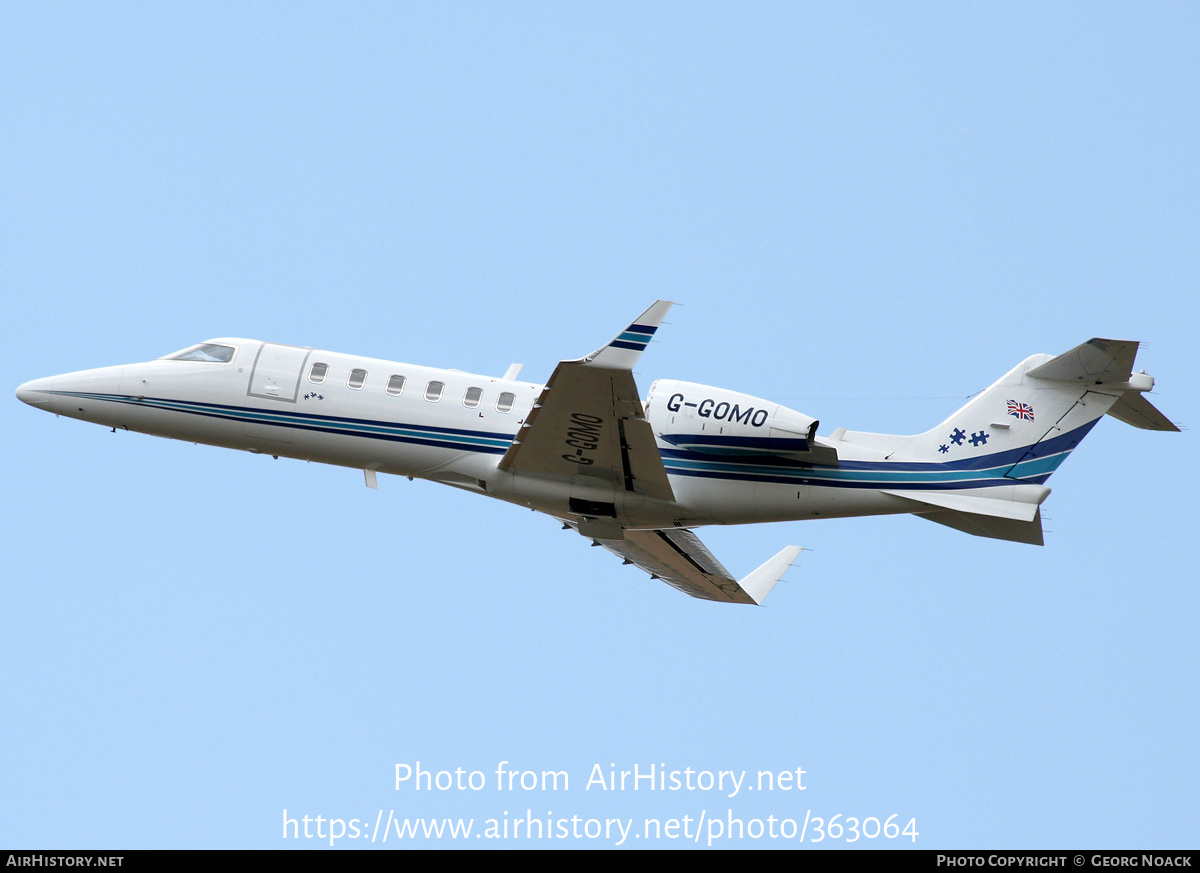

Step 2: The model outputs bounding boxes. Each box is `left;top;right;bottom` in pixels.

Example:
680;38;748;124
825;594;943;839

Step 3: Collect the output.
17;365;128;422
16;376;54;408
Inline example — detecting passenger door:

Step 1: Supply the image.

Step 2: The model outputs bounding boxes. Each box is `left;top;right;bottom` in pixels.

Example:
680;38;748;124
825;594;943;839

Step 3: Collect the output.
247;343;311;403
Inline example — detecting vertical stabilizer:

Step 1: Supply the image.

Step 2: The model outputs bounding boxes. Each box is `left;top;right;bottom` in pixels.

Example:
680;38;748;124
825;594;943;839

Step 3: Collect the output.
891;352;1114;484
885;337;1175;543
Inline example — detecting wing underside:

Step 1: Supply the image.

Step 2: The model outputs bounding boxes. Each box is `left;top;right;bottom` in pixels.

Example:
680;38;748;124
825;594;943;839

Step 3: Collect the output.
595;528;801;605
497;301;675;502
499;364;675;500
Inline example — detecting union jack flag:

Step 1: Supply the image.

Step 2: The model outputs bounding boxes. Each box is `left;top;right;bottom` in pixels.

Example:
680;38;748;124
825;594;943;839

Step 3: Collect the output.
1007;400;1035;421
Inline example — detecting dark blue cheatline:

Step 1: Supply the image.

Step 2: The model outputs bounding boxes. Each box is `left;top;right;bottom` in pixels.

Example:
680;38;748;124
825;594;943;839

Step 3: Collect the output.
46;391;515;454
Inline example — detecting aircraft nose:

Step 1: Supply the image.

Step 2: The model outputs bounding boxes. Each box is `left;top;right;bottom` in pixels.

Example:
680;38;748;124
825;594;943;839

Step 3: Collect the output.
15;376;54;407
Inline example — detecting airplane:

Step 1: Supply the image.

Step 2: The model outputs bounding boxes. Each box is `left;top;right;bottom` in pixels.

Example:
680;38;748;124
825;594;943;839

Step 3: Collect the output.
15;301;1178;605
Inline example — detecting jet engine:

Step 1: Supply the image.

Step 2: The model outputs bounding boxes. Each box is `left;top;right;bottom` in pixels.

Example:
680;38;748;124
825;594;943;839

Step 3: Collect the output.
645;380;838;465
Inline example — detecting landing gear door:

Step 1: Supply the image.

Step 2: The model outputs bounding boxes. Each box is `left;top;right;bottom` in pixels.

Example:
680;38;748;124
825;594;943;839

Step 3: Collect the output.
248;343;312;403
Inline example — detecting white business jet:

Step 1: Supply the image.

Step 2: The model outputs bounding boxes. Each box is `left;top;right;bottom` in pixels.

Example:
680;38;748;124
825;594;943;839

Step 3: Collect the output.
15;302;1177;604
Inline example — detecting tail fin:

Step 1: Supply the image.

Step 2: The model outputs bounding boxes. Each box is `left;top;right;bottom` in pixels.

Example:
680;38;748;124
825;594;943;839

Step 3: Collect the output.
885;338;1176;544
898;337;1175;472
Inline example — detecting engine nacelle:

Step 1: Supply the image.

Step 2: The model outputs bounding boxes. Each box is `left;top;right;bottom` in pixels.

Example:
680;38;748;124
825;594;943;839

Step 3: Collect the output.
645;380;836;465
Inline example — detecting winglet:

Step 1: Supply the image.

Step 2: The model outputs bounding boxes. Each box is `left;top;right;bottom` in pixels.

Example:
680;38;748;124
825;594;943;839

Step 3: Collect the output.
739;545;803;605
581;300;674;369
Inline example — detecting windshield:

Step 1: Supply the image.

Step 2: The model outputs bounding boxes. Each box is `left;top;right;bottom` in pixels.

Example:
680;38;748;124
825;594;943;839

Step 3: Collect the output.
162;343;236;363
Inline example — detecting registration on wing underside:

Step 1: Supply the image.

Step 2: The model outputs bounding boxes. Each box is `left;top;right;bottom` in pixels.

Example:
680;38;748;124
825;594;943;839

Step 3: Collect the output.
498;362;675;502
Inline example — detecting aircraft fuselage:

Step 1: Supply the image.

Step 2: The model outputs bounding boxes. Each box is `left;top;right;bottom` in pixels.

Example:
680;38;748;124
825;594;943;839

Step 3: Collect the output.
15;337;901;530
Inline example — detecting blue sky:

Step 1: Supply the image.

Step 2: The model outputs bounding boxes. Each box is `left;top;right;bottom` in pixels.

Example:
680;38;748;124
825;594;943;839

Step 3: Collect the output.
3;2;1197;849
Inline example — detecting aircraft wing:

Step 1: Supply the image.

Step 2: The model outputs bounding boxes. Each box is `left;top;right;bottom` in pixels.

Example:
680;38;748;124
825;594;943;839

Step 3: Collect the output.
597;528;801;604
498;301;675;502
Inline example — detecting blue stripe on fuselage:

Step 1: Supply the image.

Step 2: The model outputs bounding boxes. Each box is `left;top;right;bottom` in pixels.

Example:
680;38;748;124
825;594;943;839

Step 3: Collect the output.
657;419;1098;490
48;391;514;454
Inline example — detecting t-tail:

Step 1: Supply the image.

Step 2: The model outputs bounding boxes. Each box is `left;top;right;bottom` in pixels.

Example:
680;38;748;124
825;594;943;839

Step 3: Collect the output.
834;338;1178;545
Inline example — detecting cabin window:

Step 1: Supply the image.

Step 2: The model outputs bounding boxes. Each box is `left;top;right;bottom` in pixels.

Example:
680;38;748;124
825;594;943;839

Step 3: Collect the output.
348;369;367;390
386;375;406;396
164;343;236;363
496;392;515;413
308;362;328;384
425;381;444;402
463;387;483;408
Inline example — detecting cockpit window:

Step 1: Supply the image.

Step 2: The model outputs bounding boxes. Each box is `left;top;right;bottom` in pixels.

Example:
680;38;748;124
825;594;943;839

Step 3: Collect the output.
163;343;236;363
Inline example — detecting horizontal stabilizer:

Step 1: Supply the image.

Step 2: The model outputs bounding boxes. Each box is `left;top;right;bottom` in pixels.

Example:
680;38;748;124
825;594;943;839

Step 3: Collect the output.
1106;392;1180;431
881;487;1048;522
919;508;1045;545
1026;338;1138;384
